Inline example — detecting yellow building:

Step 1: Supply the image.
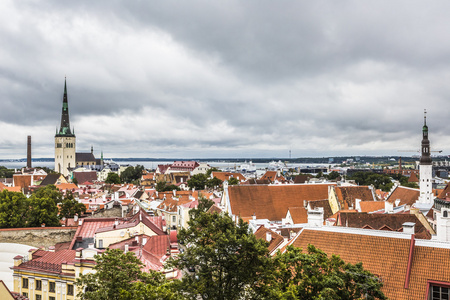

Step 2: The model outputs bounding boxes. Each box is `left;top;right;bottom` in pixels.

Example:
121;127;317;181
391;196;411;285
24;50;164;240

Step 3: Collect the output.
11;247;96;300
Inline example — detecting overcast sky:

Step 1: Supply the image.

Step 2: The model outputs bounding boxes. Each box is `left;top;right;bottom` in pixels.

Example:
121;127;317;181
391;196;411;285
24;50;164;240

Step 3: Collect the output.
1;1;450;159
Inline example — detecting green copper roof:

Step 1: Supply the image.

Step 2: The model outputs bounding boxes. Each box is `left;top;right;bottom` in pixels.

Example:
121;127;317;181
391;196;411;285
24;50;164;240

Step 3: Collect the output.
56;78;75;137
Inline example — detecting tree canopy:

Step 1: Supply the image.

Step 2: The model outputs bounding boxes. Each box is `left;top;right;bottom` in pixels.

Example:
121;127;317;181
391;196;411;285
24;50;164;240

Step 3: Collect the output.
120;165;144;184
0;186;87;228
156;181;181;192
105;172;121;184
169;211;272;300
270;245;386;300
228;177;239;185
0;190;28;228
76;248;179;300
348;172;394;192
59;191;86;220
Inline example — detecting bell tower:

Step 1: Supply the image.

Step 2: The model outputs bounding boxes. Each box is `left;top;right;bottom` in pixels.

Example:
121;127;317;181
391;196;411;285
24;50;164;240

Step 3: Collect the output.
55;78;76;177
417;110;433;204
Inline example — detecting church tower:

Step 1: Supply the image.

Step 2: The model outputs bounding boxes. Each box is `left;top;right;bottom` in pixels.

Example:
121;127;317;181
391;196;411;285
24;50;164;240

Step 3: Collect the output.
417;110;433;204
55;78;76;177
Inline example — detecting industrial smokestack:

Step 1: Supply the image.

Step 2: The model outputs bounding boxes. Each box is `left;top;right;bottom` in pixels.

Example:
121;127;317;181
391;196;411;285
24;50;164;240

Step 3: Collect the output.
27;136;32;168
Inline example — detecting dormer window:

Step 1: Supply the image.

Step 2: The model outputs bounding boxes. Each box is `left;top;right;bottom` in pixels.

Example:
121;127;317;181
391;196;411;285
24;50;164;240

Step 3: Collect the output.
444;211;448;218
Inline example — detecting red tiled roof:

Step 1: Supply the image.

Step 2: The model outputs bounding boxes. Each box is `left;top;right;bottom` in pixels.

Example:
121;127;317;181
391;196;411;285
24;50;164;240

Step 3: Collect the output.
228;184;332;221
334;186;375;209
334;212;431;239
359;201;385;213
291;228;450;299
307;199;333;220
254;226;284;254
387;186;420;206
70;218;119;249
14;250;76;275
73;171;97;185
211;172;246;182
260;171;285;183
287;207;308;224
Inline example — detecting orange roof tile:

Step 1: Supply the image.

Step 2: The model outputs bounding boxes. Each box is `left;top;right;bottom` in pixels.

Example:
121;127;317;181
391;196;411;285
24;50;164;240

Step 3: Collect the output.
4;186;21;192
287;207;308;224
228;184;331;221
335;186;375;209
387;186;419;206
254;226;284;254
211;171;246;182
291;228;450;299
359;201;385;213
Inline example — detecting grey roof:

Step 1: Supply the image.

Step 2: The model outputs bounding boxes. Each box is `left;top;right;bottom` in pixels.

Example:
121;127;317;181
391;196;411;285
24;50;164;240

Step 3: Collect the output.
40;173;63;186
76;152;96;162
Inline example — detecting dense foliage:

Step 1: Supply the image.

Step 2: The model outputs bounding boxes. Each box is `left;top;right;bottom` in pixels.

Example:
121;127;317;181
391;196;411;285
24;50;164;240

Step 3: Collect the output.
105;172;121;184
169;211;272;300
228;177;239;185
0;185;86;228
349;171;420;191
348;172;394;192
0;166;15;178
120;165;144;184
76;248;179;300
187;173;223;190
271;245;386;300
156;181;181;192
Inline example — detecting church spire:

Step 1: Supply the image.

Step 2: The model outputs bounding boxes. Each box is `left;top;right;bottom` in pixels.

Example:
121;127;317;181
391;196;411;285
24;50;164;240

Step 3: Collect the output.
56;78;75;137
420;109;431;165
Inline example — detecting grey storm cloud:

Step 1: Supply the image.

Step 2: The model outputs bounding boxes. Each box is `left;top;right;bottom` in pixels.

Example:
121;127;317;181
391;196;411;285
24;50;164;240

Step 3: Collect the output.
0;0;450;159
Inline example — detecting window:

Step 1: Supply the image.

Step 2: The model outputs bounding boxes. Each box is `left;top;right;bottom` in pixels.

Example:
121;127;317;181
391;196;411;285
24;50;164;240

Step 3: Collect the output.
172;215;176;223
430;285;449;299
98;239;103;248
36;295;42;300
67;284;74;295
22;278;28;289
50;297;55;300
49;281;55;293
36;279;42;290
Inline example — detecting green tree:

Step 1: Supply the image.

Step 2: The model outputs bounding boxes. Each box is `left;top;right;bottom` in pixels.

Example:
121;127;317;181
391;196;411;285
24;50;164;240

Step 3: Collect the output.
156;181;181;192
169;211;272;300
206;176;223;189
0;166;15;178
271;245;386;300
76;248;179;300
205;167;220;177
189;197;214;219
390;173;419;189
349;172;393;192
0;190;28;228
59;191;86;220
327;171;340;180
34;184;63;204
228;177;239;185
120;165;144;183
105;172;121;184
187;173;208;190
27;195;60;227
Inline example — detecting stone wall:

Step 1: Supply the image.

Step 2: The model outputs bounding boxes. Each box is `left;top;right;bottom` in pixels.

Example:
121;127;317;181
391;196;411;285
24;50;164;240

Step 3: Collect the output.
0;227;77;249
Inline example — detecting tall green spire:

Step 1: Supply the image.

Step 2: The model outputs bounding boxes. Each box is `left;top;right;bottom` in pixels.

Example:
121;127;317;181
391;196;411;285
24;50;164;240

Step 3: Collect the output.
56;77;75;137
